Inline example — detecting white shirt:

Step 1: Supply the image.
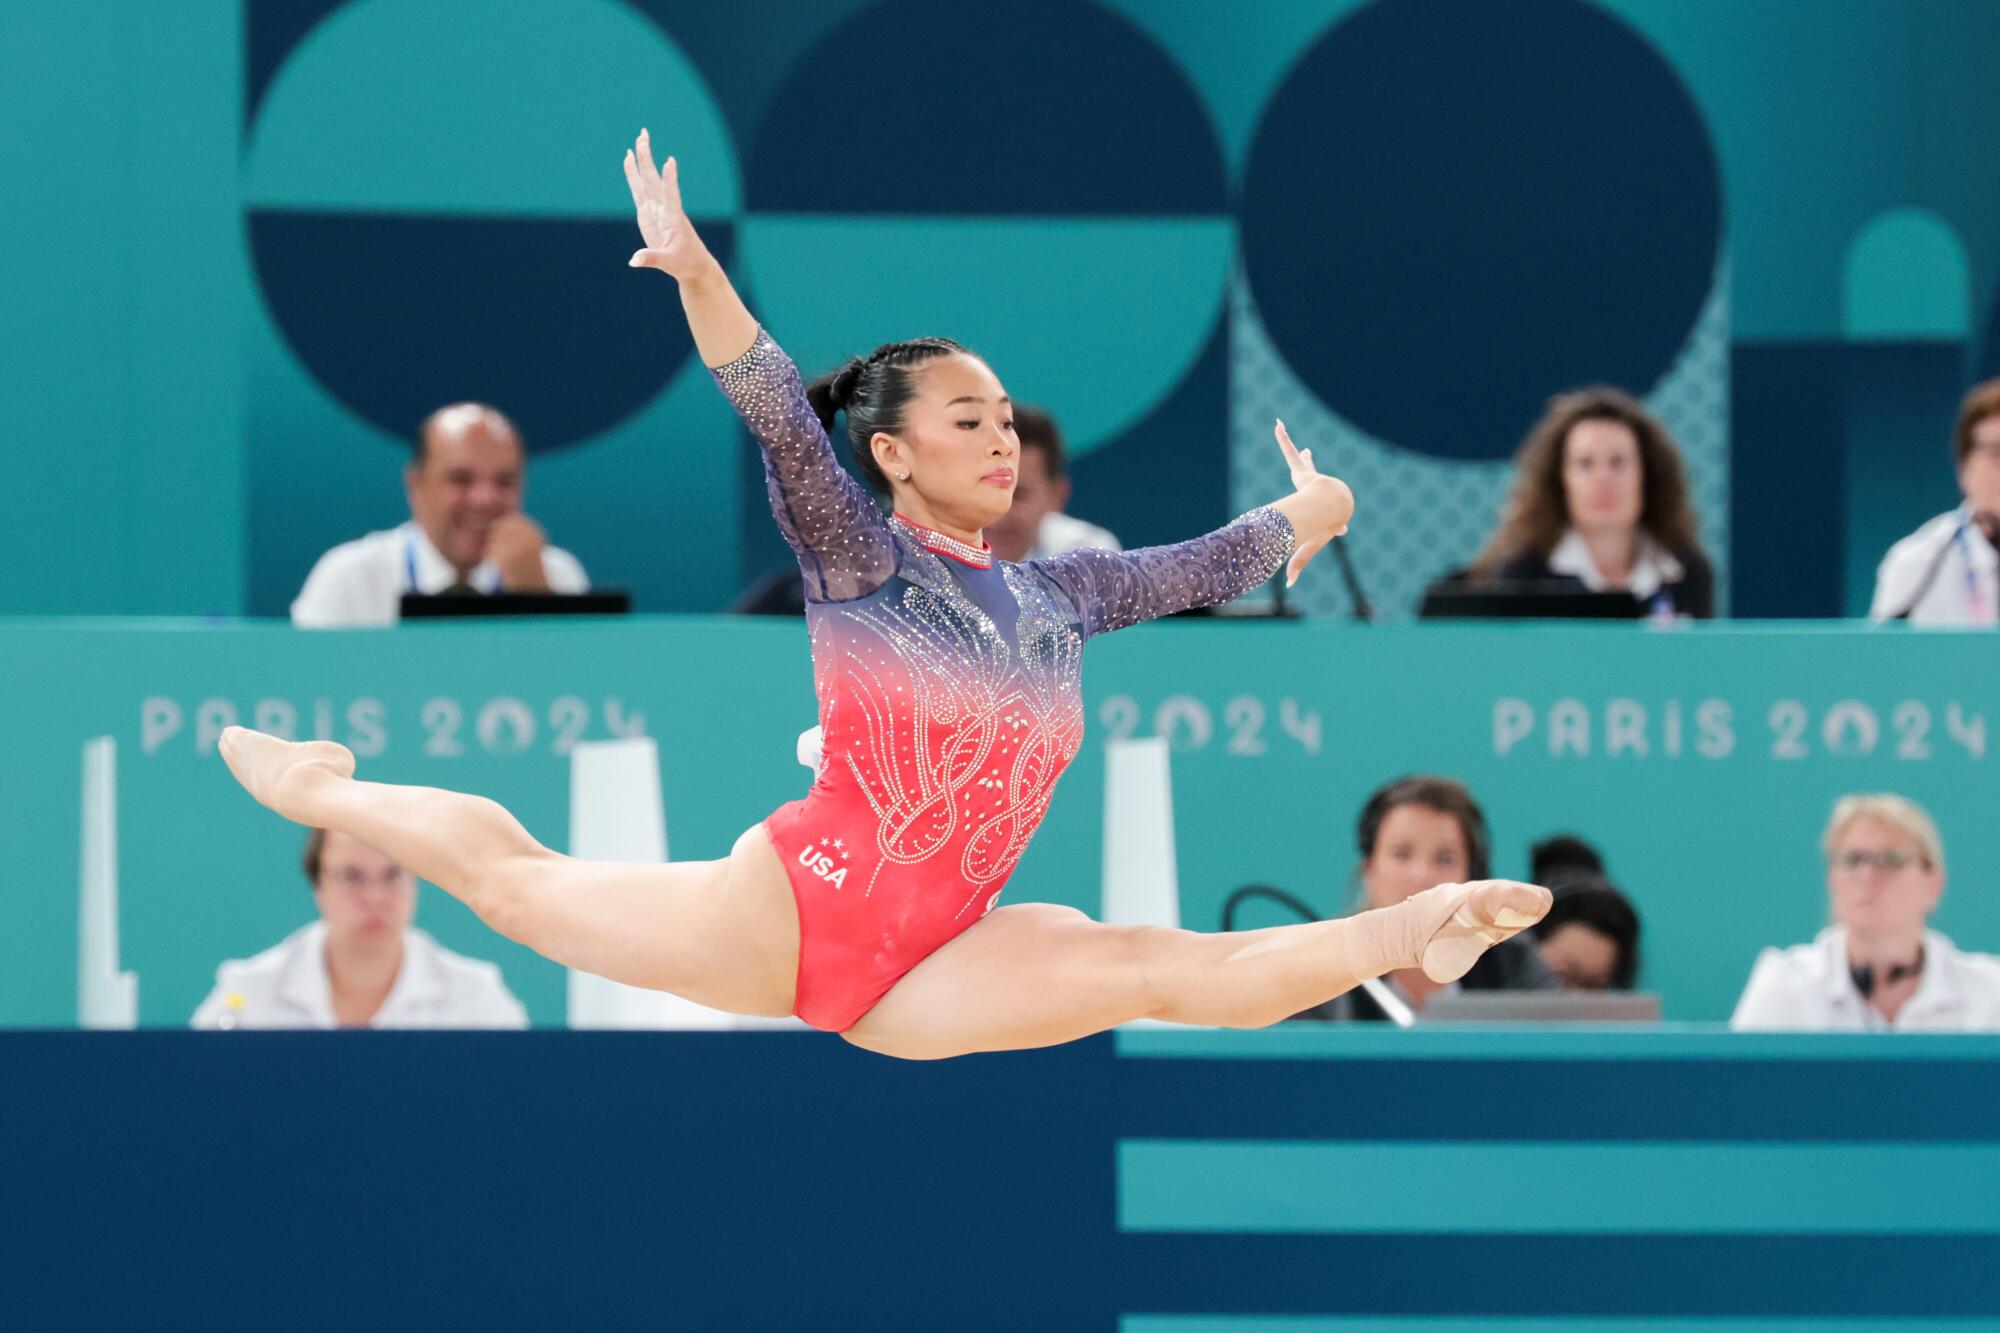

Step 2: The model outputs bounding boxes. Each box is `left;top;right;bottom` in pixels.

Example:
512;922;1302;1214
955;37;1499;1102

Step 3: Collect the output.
1546;527;1684;600
291;521;589;628
1031;511;1123;559
1870;505;1998;626
191;921;528;1029
1730;926;2000;1032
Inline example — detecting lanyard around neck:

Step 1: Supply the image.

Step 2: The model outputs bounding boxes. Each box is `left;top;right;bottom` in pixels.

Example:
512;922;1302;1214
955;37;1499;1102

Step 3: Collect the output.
1952;523;1992;623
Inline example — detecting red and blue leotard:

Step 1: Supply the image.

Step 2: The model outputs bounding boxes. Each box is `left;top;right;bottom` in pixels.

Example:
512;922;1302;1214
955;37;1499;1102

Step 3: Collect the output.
713;330;1295;1031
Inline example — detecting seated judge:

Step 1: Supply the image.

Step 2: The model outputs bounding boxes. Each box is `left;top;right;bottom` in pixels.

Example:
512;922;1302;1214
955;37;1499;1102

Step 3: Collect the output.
1294;775;1557;1020
1470;387;1713;618
1871;378;2000;625
193;828;528;1029
291;403;588;627
1731;794;2000;1032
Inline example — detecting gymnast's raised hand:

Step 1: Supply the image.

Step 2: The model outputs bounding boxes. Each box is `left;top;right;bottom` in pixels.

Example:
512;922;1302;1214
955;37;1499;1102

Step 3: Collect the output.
624;130;712;279
1271;419;1353;588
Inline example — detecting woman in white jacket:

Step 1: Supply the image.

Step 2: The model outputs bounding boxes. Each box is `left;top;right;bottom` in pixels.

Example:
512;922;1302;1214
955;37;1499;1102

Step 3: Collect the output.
1731;794;2000;1032
193;828;526;1030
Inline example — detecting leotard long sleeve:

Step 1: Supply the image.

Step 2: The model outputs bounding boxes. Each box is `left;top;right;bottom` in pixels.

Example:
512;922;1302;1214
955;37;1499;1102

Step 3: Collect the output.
713;329;1294;1030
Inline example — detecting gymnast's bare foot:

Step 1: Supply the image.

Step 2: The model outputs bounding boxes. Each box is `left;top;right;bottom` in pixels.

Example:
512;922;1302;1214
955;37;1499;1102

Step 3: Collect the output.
218;726;356;825
1411;880;1553;983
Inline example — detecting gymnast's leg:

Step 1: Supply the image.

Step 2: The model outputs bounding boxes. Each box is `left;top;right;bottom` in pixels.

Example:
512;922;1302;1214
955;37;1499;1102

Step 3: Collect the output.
218;727;800;1016
842;880;1550;1060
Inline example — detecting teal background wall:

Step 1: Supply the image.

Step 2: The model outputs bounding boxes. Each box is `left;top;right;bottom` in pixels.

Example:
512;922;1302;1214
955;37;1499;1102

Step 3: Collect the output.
6;618;1998;1028
0;5;248;617
9;1;2000;621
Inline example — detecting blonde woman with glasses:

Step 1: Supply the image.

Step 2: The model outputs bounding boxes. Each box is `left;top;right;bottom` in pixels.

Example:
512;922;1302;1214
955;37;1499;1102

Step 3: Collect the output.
1731;794;2000;1030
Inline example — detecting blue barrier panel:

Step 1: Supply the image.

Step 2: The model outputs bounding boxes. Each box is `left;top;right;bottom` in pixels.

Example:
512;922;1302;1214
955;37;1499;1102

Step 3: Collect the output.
1;1030;1997;1330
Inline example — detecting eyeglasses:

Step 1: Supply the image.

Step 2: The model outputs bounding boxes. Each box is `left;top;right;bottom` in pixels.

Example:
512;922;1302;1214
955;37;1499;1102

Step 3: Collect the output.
1830;849;1925;873
322;868;412;891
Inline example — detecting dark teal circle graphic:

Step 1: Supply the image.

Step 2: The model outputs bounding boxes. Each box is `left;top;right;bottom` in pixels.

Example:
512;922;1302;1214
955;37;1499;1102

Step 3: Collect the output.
747;0;1225;214
248;213;731;452
1241;0;1722;460
242;0;740;454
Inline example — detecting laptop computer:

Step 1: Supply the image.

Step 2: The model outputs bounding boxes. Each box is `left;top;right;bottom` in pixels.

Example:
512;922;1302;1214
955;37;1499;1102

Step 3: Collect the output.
1422;991;1662;1023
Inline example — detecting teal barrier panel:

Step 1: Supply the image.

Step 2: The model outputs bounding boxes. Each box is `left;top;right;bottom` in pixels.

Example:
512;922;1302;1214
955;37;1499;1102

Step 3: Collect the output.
1107;1028;2000;1328
1120;1141;2000;1234
4;619;1998;1027
1120;1312;2000;1320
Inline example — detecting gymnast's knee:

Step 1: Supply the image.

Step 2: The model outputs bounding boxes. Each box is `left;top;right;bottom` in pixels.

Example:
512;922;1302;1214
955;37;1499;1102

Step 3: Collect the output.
1128;924;1200;1023
1136;928;1298;1029
473;847;567;943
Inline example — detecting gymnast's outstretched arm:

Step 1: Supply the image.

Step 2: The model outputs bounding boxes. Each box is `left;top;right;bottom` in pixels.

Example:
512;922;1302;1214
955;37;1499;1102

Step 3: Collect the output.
1033;420;1355;637
622;130;894;602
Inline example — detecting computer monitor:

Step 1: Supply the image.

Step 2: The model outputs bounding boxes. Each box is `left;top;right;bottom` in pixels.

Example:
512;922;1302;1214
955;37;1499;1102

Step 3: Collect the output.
1418;578;1644;620
400;590;632;619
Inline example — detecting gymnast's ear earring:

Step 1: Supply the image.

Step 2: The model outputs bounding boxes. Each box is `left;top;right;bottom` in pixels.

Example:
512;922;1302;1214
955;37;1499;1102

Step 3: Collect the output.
897;470;909;481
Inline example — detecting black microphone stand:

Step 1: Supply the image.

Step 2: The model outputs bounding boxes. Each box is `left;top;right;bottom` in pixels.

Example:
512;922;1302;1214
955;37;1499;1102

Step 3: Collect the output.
1889;517;1970;621
1331;539;1374;622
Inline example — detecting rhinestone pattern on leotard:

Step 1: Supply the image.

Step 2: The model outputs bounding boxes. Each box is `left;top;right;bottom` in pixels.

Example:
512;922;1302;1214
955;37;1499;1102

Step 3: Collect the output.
710;328;1296;1029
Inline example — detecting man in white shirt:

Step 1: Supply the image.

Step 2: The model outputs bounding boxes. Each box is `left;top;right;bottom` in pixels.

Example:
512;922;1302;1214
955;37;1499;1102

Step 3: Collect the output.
1732;793;2000;1031
193;828;527;1029
291;402;589;627
984;405;1121;563
1870;378;2000;625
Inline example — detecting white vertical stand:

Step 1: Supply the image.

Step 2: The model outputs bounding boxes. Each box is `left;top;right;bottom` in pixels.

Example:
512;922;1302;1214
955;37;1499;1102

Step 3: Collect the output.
566;737;732;1029
1360;977;1418;1028
78;736;138;1029
1101;736;1181;929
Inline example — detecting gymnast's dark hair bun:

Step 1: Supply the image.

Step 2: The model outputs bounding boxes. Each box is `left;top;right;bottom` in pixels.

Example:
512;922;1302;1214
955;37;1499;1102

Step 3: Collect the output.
805;337;973;494
805;357;868;433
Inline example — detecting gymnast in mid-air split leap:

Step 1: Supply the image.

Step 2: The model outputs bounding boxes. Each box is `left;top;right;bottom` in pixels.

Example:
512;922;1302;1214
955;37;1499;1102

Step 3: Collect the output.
219;131;1551;1058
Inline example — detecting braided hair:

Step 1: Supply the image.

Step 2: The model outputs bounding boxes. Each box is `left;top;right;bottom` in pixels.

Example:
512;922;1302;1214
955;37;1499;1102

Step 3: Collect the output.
805;337;971;492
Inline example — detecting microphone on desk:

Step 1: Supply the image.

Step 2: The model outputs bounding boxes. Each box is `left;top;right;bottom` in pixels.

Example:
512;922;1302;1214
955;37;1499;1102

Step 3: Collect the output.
1266;539;1370;622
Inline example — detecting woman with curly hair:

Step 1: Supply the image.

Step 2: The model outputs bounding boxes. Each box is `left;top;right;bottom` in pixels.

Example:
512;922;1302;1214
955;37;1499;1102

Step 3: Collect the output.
1473;387;1714;617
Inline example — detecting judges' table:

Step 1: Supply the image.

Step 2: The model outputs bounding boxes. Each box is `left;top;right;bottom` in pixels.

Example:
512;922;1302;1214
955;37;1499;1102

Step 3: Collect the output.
1;1028;1996;1330
3;616;1997;1026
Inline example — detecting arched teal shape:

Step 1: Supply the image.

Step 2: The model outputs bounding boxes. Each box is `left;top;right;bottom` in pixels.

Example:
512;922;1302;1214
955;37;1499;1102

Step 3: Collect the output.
1842;208;1970;341
245;0;739;218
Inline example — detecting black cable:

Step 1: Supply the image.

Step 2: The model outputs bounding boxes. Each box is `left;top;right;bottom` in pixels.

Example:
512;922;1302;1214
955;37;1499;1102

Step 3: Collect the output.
1330;540;1374;621
1221;884;1323;933
1889;518;1968;620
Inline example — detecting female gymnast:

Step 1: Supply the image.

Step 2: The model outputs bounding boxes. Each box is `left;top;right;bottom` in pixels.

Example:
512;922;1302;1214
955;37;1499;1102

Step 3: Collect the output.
218;131;1550;1058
